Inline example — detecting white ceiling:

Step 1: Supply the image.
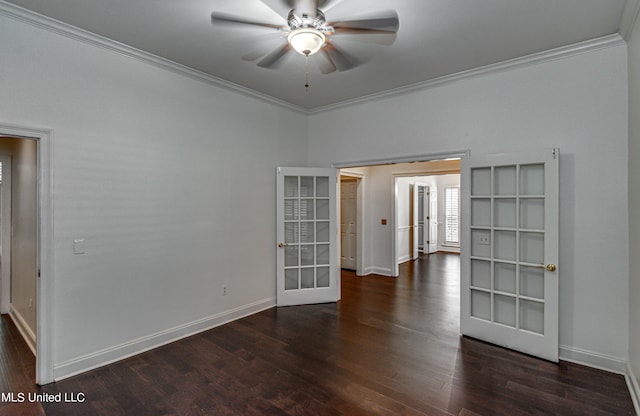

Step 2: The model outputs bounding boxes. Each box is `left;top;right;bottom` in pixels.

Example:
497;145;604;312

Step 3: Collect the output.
2;0;631;110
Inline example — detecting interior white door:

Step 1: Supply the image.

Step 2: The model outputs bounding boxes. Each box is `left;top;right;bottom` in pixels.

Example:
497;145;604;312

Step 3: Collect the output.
417;185;425;253
411;184;419;260
277;167;339;306
460;149;559;362
340;179;357;270
428;187;438;254
415;183;429;254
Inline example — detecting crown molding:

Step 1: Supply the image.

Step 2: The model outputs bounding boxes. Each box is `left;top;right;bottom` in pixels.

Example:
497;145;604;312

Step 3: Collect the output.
0;1;308;115
0;1;628;116
309;34;626;115
620;0;640;41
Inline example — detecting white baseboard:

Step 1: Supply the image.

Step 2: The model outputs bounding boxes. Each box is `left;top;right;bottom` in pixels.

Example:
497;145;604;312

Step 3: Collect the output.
53;297;276;381
437;247;460;254
625;364;640;415
398;255;412;264
9;305;36;355
363;267;394;277
559;344;627;374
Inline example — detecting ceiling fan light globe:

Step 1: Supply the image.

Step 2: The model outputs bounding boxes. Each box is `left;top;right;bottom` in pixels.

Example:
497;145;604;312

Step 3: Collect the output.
288;28;325;56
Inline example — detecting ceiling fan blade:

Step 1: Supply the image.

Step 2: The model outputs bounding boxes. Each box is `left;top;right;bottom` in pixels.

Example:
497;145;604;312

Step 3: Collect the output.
243;50;267;62
331;29;397;46
329;11;399;33
316;50;337;74
241;35;287;61
323;43;359;72
211;12;284;30
257;44;292;68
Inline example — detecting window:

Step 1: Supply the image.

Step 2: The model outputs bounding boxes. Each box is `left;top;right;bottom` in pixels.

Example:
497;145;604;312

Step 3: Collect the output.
445;186;460;245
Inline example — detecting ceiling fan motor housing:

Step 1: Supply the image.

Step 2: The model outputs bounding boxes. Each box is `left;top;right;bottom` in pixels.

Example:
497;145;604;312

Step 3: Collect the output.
286;8;333;56
287;9;331;32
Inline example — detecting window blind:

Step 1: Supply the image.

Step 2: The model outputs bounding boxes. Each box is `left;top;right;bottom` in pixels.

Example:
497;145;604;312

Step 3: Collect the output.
445;186;459;244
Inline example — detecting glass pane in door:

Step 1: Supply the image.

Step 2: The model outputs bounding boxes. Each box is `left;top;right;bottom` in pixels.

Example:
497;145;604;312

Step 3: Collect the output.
283;175;332;291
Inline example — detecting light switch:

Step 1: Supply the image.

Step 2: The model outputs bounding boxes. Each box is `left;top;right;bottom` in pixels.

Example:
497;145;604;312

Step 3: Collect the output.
73;239;86;255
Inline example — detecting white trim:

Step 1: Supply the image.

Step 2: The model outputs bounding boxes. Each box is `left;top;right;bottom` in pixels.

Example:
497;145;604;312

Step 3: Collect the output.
333;150;470;169
438;247;460;254
363;267;393;277
339;171;365;179
625;364;640;415
0;122;54;385
53;297;275;381
397;255;412;264
0;1;625;114
310;34;625;114
558;344;627;374
339;173;365;276
0;1;307;115
0;156;11;314
9;304;36;355
620;0;640;41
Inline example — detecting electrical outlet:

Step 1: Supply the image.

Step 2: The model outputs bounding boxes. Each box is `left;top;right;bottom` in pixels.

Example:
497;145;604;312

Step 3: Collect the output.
222;285;228;296
73;238;86;255
29;298;33;310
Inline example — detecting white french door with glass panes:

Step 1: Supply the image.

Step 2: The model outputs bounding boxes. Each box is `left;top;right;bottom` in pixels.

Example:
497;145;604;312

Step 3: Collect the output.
276;167;339;306
461;149;559;362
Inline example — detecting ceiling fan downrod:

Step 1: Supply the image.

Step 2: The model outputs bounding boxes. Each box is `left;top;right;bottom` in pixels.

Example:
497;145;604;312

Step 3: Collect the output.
305;55;310;91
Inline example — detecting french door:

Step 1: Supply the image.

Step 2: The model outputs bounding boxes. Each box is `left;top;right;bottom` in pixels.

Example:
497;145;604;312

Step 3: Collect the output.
276;167;339;306
460;149;559;361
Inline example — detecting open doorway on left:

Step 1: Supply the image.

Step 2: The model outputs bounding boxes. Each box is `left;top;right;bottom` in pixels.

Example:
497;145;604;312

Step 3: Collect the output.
0;137;38;359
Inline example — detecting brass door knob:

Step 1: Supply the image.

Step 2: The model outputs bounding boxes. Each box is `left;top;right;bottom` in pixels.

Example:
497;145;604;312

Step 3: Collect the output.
546;264;557;272
278;242;287;248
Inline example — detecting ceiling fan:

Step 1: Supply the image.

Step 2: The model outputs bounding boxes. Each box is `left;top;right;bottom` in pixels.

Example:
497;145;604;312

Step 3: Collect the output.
210;0;399;75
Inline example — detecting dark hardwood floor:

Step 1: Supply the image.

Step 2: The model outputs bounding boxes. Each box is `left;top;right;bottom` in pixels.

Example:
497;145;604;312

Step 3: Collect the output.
0;314;44;416
2;253;636;415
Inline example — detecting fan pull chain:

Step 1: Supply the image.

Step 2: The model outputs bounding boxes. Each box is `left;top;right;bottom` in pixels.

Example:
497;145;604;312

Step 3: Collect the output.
305;55;310;91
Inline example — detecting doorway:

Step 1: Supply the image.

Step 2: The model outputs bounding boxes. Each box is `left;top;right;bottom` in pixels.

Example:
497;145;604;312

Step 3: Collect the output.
0;137;37;365
0;124;53;385
340;176;359;271
395;173;461;270
337;154;463;278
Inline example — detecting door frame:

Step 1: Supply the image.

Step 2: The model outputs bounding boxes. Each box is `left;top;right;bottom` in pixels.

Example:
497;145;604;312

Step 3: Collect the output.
414;181;430;255
339;174;361;273
0;155;11;314
0;123;53;385
339;171;364;276
334;150;469;277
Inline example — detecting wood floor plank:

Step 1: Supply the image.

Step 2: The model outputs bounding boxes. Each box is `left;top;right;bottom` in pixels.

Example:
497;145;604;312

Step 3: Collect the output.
0;315;44;416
